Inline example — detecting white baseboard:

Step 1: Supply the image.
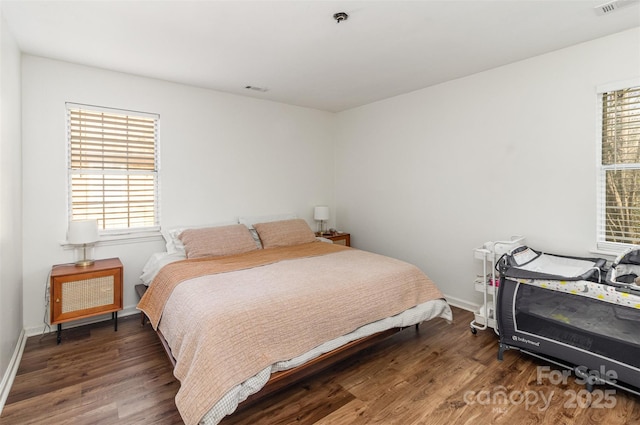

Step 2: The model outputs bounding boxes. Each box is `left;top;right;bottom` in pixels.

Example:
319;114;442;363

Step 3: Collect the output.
0;329;26;415
442;293;480;313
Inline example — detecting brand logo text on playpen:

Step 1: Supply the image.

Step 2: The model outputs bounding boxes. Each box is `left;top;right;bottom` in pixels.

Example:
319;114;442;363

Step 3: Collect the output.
462;366;617;411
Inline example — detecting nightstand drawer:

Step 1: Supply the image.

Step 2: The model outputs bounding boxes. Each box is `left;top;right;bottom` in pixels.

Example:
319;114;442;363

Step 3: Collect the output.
324;233;350;247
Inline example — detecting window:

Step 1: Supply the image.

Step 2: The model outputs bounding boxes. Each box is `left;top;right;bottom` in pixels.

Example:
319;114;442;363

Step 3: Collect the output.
66;103;159;234
597;83;640;249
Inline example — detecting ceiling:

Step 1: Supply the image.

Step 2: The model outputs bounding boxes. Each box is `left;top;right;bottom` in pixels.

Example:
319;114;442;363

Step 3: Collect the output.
2;0;639;112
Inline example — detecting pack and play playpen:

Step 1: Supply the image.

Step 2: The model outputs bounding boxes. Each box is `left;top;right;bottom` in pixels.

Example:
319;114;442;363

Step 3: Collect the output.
496;246;640;393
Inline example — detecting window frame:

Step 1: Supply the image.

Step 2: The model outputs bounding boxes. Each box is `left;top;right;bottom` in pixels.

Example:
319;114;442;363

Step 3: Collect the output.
595;78;640;253
66;102;161;238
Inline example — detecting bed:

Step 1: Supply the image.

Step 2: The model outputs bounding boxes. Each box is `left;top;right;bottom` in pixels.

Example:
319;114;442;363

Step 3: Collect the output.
137;218;452;425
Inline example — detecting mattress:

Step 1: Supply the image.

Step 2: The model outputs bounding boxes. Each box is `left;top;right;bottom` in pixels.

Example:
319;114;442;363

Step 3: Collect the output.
515;253;601;277
501;246;606;281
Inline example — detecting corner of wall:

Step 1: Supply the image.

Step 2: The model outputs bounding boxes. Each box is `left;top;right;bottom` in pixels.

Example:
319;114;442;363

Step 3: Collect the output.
0;10;25;414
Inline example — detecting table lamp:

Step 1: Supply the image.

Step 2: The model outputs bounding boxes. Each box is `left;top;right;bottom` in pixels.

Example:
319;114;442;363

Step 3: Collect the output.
314;206;330;236
67;219;99;267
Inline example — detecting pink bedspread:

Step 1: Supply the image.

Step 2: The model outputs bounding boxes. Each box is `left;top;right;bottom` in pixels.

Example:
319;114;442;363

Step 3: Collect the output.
138;242;444;425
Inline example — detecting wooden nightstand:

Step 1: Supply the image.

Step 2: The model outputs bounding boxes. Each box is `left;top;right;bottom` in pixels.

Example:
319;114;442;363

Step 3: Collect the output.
323;232;350;247
50;258;123;344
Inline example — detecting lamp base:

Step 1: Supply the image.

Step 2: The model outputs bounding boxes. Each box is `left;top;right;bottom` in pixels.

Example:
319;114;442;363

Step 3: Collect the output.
74;244;95;267
75;259;95;267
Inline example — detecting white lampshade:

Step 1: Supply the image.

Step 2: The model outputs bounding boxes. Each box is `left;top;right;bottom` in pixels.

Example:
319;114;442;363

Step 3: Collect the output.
314;206;330;221
67;219;99;245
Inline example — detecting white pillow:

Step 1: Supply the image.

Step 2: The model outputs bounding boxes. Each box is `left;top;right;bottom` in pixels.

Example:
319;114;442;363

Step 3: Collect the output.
140;252;186;285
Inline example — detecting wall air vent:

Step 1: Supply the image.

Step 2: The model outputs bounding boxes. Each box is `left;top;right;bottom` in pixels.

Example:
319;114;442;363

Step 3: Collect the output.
594;0;639;15
244;85;268;92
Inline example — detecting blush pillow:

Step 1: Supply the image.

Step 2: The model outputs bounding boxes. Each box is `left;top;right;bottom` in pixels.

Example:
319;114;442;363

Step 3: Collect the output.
178;224;258;259
161;220;237;254
253;219;317;249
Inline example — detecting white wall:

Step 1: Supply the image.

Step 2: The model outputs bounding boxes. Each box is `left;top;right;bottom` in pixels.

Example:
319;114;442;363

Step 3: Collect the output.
14;25;640;333
21;56;335;332
0;12;23;400
335;27;640;308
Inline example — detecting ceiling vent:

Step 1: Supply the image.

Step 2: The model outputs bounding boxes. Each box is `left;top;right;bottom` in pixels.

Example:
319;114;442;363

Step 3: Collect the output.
594;0;639;15
244;85;268;92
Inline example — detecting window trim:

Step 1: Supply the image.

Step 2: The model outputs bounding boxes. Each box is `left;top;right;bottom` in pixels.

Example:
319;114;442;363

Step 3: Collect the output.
595;77;640;253
66;102;161;237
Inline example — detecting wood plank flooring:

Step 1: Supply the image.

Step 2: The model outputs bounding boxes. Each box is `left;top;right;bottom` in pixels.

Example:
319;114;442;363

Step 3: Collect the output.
2;307;639;424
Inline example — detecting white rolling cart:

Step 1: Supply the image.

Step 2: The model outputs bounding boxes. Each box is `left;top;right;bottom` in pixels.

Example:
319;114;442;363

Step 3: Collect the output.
470;236;525;335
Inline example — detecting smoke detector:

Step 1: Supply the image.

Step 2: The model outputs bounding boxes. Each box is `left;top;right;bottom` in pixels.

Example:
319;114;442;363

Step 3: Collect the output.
594;0;639;15
333;12;349;23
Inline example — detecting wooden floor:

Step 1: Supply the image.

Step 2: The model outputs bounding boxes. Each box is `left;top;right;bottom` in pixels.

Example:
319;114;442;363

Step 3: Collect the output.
2;307;639;424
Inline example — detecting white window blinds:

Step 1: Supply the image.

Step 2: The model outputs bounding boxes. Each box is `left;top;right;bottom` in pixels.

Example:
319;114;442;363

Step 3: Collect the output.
66;103;159;233
598;85;640;247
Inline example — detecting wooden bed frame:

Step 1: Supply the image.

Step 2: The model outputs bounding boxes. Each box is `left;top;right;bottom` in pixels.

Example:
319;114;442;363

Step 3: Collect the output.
135;284;417;413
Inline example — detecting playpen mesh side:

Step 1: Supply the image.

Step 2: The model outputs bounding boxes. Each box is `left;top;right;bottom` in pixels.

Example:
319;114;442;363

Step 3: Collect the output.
513;284;640;369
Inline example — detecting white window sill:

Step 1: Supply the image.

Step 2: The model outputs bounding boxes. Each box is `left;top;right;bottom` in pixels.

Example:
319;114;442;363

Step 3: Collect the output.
60;230;163;248
590;242;637;261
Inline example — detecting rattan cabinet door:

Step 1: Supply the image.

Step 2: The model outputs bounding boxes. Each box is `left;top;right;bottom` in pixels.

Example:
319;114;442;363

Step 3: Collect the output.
50;258;123;325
